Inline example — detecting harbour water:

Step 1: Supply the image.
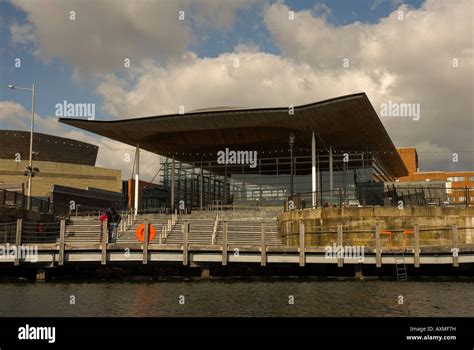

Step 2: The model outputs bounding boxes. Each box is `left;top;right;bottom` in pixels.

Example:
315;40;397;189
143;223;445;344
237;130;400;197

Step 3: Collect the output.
0;278;472;317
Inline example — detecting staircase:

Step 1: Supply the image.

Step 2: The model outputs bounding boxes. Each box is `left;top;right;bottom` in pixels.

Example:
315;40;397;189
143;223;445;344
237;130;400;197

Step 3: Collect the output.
117;215;170;243
214;221;281;246
79;210;283;246
65;217;102;242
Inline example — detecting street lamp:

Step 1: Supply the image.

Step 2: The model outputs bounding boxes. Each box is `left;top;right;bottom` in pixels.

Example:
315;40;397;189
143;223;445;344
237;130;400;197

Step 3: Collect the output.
289;132;295;199
8;84;37;210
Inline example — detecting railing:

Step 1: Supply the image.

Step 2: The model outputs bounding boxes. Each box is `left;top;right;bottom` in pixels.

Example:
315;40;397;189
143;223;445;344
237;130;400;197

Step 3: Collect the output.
21;221;61;243
160;212;178;243
288;186;473;210
0;189;70;217
0;221;17;243
211;213;219;244
0;189;125;217
119;209;135;233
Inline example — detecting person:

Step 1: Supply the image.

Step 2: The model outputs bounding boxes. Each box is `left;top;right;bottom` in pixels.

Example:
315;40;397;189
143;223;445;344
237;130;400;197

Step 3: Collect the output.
99;209;108;236
106;207;122;243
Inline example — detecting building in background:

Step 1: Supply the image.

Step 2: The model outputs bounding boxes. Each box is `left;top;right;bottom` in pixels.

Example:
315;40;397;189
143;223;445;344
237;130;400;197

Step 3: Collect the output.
0;130;122;210
60;93;410;210
397;147;474;205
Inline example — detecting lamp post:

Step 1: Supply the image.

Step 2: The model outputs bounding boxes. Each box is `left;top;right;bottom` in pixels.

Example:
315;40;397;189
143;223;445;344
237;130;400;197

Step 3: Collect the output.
289;132;295;199
8;84;37;210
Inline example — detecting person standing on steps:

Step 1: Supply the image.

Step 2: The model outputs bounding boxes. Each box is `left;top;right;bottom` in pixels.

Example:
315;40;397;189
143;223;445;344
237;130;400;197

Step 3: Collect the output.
106;207;121;243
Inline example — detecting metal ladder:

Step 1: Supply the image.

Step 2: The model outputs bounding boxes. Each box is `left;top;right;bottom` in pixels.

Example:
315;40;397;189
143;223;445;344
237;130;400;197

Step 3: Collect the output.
394;251;408;281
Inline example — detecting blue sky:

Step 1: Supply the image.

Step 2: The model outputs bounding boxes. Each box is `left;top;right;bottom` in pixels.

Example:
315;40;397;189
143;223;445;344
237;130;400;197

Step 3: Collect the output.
0;0;471;177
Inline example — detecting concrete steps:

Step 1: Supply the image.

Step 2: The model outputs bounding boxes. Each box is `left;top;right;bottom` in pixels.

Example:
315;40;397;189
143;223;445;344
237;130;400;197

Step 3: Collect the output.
65;213;282;246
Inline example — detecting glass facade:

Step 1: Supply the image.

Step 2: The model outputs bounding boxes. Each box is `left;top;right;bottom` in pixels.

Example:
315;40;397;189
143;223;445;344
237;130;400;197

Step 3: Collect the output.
161;151;395;209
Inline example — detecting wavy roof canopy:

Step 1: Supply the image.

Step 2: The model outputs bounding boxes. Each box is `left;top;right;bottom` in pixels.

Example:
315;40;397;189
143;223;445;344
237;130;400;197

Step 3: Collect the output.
59;93;407;177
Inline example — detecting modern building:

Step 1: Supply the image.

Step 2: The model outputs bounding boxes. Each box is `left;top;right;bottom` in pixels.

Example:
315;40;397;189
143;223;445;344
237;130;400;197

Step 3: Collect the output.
0;130;122;207
397;147;474;205
60;93;410;211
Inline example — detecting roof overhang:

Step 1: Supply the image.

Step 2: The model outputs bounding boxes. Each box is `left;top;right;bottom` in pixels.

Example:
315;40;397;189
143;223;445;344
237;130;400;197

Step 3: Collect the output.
59;93;408;177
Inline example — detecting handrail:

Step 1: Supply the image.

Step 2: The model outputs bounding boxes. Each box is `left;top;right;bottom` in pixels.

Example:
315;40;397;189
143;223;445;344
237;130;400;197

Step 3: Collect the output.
211;213;219;244
119;209;135;233
160;212;178;242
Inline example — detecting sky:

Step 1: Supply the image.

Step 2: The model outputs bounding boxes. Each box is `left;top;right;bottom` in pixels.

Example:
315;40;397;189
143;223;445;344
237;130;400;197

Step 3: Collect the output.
0;0;472;181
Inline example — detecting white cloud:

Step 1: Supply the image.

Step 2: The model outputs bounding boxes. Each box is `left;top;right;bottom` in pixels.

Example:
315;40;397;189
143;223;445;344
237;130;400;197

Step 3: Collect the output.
7;0;473;173
95;51;390;119
263;0;473;170
11;0;251;74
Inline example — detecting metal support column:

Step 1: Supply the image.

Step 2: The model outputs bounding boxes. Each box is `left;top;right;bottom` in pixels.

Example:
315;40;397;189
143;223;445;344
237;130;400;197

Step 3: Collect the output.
311;132;317;208
134;143;140;217
171;156;175;212
329;146;333;202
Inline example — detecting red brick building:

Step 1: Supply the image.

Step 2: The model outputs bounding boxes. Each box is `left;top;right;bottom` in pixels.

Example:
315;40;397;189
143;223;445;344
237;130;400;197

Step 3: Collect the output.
397;147;474;204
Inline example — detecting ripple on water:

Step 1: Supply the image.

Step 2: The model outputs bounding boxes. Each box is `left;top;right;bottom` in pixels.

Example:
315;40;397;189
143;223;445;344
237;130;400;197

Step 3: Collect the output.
0;279;472;317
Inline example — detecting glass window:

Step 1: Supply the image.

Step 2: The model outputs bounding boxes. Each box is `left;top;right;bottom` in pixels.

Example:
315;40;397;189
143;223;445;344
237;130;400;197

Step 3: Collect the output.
447;176;465;182
469;176;474;181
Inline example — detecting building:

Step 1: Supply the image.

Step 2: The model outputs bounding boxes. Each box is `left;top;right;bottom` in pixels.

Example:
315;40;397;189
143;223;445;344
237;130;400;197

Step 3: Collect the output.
0;130;122;208
397;147;474;205
60;93;411;211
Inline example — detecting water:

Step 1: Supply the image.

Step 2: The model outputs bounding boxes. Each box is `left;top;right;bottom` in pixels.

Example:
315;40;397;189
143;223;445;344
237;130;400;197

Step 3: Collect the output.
0;278;472;317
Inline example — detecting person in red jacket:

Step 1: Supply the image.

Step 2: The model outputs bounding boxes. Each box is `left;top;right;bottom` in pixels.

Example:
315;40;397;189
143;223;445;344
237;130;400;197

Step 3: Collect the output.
99;209;108;238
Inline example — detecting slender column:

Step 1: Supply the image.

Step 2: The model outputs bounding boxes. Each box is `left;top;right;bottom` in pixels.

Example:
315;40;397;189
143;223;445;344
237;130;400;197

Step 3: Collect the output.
311;132;317;207
200;164;203;210
134;143;140;217
171;156;175;212
329;147;333;198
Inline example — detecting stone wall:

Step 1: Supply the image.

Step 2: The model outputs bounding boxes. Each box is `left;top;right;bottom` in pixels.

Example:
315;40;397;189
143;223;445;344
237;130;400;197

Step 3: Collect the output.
278;206;474;247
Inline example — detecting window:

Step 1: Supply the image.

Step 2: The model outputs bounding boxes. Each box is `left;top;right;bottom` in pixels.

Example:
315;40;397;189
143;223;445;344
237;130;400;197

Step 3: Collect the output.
459;197;466;202
447;176;465;182
469;176;474;181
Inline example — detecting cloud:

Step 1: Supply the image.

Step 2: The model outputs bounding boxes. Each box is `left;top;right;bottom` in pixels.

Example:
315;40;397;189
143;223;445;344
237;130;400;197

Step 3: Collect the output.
263;0;473;170
0;101;161;181
184;0;252;30
7;0;473;173
95;51;389;119
11;0;251;74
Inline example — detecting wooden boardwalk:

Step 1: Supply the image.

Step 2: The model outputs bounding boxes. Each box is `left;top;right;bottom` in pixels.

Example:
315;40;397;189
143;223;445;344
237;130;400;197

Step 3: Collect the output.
1;218;473;269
